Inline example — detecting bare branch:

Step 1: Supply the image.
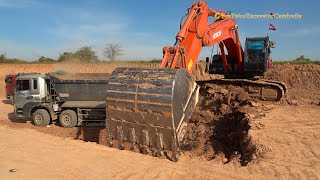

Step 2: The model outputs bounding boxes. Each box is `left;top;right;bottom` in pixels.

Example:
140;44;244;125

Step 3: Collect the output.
104;43;123;61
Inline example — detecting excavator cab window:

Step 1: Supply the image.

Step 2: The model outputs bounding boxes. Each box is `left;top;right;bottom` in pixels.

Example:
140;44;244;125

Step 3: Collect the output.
247;40;265;51
244;38;269;73
246;40;266;63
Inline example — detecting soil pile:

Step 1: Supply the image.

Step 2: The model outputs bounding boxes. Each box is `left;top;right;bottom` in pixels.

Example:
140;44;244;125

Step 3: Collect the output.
182;83;266;165
266;64;320;104
192;62;320;104
192;61;223;80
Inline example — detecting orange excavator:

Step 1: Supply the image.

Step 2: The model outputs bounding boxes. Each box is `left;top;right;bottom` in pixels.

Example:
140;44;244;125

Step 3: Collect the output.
105;1;286;161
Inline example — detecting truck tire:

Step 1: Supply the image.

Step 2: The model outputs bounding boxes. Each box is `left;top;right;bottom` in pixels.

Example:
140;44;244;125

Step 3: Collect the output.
33;109;50;127
59;110;77;128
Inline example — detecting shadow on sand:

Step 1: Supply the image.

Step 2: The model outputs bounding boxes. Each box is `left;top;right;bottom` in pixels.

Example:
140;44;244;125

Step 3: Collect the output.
2;99;12;105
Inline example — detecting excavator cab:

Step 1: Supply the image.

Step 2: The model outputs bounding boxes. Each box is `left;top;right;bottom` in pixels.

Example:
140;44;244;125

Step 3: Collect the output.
208;37;274;78
243;37;273;76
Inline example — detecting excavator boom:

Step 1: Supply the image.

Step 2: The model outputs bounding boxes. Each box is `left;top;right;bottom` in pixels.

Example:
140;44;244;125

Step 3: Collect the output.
161;1;243;74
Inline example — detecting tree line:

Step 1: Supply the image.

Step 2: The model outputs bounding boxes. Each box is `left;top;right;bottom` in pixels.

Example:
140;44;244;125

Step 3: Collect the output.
0;43;123;63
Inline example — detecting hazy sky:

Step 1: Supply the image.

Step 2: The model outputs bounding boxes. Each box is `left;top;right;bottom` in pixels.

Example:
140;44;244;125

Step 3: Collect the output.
0;0;318;61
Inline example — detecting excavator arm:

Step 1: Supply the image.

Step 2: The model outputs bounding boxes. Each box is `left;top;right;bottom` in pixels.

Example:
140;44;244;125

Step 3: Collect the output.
161;1;243;74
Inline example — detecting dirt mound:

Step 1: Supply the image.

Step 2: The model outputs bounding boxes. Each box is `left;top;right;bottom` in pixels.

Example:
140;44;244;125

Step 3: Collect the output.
192;61;223;80
191;62;320;104
181;83;267;165
182;63;320;164
266;64;320;104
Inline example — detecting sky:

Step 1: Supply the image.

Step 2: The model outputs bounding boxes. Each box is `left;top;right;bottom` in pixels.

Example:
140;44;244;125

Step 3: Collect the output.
0;0;319;61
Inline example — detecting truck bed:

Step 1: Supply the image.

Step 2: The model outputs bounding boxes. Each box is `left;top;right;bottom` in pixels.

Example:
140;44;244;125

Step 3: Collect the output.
49;73;110;102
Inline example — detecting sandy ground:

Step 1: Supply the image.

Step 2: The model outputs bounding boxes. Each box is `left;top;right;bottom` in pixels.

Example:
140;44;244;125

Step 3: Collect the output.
0;63;319;179
0;98;319;179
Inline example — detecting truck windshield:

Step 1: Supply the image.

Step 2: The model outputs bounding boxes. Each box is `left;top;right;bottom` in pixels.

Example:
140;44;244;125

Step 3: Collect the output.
17;80;30;91
247;40;265;51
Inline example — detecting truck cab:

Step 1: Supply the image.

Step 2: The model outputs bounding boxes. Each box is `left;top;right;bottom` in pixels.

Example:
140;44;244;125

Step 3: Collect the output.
14;73;48;119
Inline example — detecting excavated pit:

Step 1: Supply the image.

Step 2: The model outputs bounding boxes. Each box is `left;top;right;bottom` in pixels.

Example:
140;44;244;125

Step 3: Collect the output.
181;83;260;165
212;111;254;165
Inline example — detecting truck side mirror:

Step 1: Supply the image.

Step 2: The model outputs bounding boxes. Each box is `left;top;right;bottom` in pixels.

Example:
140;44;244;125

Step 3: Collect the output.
269;41;276;48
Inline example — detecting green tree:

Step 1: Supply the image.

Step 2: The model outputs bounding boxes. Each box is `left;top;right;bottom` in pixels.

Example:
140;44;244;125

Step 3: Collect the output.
58;52;75;62
74;46;98;62
295;55;310;62
38;56;56;62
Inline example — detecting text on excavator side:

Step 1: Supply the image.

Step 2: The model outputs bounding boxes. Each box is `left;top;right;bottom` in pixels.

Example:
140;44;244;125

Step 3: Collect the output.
213;30;222;39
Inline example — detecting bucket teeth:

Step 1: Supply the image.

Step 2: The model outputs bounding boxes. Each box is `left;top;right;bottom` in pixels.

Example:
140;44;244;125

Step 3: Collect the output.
141;130;152;155
129;128;140;152
116;126;125;150
156;133;164;149
156;133;165;157
106;125;113;147
105;67;199;161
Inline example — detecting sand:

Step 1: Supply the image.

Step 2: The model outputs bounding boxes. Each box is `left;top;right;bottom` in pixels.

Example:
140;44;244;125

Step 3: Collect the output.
0;63;319;179
0;101;319;179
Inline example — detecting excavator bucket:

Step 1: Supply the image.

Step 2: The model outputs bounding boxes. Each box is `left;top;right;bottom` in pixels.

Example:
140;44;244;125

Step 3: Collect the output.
105;67;199;161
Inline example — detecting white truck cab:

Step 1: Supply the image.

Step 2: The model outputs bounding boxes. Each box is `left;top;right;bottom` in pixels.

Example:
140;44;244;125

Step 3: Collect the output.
14;74;47;110
14;73;50;120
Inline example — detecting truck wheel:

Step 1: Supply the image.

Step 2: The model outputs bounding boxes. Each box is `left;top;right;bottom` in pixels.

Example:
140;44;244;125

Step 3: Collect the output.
33;109;50;127
59;110;77;128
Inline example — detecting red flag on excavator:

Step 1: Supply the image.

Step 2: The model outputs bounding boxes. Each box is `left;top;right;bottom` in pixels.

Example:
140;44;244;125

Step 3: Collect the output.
269;23;276;31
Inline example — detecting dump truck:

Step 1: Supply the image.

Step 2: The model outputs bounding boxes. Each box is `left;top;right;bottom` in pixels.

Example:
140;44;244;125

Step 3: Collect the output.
13;73;110;127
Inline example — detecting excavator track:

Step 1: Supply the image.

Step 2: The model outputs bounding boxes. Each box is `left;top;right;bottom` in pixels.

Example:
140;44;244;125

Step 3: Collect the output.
197;78;287;101
263;79;288;96
105;67;199;161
